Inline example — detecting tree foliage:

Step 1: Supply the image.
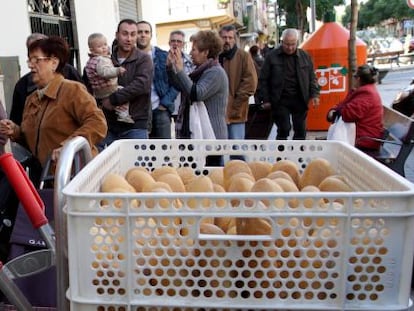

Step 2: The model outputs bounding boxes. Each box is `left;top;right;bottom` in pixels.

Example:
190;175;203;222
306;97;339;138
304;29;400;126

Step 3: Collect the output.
342;0;414;29
276;0;345;38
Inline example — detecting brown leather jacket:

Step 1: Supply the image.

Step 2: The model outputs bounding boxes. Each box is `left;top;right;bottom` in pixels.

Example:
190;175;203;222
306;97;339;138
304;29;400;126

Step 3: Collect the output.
12;75;107;167
221;48;258;124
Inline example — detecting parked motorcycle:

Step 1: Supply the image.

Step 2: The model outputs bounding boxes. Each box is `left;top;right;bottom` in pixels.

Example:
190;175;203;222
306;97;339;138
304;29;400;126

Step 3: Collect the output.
391;78;414;118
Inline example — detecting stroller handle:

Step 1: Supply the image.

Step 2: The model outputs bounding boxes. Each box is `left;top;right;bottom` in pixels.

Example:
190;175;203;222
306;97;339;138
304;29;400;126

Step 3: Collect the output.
0;153;47;229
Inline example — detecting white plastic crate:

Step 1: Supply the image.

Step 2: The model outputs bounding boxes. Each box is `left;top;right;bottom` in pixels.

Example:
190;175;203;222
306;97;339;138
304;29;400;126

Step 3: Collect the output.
63;139;414;311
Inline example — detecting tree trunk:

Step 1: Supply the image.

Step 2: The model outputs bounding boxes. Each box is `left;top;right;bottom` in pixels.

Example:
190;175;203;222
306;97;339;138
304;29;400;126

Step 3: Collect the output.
348;0;359;88
296;0;305;41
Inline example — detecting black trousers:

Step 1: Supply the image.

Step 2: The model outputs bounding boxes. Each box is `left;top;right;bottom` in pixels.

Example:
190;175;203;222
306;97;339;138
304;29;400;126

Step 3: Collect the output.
272;98;308;140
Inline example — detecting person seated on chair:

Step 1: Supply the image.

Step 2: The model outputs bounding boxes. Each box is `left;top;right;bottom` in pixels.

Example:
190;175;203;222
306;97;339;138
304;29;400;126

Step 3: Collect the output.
326;64;384;153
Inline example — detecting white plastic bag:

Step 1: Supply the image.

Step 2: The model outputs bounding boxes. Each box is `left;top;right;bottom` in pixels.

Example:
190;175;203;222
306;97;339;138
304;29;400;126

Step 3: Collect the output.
327;116;356;145
189;101;216;139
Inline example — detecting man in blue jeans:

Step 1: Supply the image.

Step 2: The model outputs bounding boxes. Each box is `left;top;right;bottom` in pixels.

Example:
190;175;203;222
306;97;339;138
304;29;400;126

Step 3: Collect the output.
219;24;257;142
99;19;153;150
137;20;178;139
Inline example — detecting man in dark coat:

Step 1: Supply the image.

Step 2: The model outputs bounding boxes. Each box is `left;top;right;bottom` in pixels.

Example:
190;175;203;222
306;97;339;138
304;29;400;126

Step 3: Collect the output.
259;28;320;140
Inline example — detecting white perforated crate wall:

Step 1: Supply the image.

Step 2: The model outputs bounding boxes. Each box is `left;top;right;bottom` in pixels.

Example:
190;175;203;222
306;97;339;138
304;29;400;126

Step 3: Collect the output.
63;139;414;311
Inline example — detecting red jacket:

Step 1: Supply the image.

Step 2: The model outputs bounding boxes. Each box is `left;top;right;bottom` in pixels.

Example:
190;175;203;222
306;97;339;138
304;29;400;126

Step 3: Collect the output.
335;84;383;150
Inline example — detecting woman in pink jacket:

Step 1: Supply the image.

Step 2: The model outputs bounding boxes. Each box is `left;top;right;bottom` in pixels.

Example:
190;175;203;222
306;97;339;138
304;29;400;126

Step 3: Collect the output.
327;64;384;152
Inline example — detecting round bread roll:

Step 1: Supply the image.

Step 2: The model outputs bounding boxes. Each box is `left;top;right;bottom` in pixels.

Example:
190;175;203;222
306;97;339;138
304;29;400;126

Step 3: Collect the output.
318;175;352;192
125;169;155;192
144;187;182;209
236;217;272;235
248;160;272;181
273;177;300;208
272;178;299;192
151;166;178;181
301;185;323;209
125;166;149;180
186;175;214;192
176;166;196;185
267;170;295;183
101;173;135;193
100;187;139;208
271;159;301;186
251;178;283;207
301;185;321;192
212;183;226;208
215;217;236;233
251;178;282;192
200;217;215;225
186;176;214;209
226;225;237;235
200;223;225;235
225;172;256;192
157;173;186;192
223;160;253;190
299;158;335;189
228;176;255;192
227;177;255;207
142;181;172;193
208;168;224;187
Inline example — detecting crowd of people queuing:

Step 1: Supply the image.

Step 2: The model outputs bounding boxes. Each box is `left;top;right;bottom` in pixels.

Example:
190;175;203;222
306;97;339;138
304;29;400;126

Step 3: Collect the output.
0;18;384;272
3;21;386;172
0;19;387;187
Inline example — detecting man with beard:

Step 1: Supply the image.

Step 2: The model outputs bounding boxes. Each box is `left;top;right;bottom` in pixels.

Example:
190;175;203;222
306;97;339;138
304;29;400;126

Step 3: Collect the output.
219;25;257;143
99;19;153;149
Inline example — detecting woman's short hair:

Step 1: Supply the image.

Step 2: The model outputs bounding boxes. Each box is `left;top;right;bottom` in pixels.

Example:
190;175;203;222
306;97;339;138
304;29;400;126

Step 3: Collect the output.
28;36;69;74
190;30;223;59
355;64;378;85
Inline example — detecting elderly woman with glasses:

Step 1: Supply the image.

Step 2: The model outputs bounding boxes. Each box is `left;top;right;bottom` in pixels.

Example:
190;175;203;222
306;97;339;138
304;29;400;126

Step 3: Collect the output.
0;36;107;184
326;64;383;152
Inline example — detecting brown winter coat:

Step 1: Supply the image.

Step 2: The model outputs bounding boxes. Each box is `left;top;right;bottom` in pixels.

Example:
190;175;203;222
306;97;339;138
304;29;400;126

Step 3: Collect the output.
221;48;258;123
12;74;107;167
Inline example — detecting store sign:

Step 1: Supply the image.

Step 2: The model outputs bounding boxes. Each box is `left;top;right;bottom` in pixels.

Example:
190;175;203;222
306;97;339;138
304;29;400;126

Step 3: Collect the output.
408;0;414;9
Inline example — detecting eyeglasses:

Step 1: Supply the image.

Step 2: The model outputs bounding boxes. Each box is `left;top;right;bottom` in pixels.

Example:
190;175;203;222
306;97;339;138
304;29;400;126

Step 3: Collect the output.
170;39;183;44
26;56;51;65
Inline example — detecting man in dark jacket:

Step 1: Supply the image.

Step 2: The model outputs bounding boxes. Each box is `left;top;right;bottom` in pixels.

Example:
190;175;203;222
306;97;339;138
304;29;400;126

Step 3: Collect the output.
259;28;320;140
99;19;153;148
136;20;178;139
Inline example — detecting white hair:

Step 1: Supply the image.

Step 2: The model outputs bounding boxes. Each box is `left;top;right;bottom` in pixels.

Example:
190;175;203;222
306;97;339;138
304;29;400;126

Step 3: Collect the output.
281;28;299;41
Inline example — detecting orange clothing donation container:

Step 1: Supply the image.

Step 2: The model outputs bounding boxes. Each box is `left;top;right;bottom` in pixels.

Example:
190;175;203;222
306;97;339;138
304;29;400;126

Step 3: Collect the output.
300;20;367;130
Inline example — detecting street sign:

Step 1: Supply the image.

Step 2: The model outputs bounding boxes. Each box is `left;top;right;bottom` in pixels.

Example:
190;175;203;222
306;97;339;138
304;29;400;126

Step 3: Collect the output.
408;0;414;9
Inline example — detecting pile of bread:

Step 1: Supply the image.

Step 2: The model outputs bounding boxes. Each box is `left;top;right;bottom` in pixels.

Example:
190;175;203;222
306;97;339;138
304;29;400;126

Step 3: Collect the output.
100;158;352;236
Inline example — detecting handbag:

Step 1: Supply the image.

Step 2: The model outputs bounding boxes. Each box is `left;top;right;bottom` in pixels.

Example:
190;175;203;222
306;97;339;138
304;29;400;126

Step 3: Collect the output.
327;116;356;146
189;101;216;139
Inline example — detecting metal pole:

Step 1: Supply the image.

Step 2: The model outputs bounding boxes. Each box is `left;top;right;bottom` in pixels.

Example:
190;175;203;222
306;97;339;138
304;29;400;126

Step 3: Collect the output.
274;0;279;43
310;0;316;33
